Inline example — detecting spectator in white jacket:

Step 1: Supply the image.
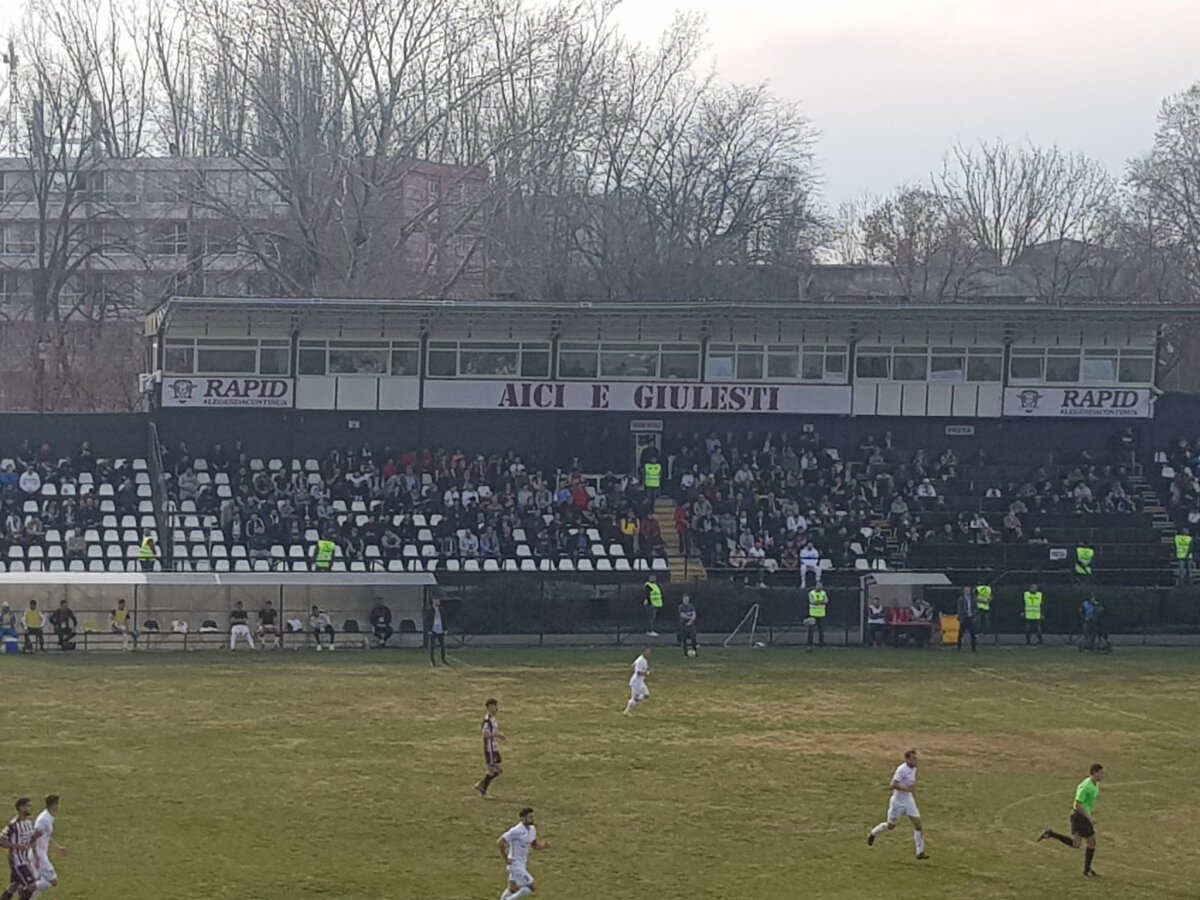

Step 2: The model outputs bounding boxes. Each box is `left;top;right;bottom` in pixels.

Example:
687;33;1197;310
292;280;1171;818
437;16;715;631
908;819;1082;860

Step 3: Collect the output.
799;541;821;588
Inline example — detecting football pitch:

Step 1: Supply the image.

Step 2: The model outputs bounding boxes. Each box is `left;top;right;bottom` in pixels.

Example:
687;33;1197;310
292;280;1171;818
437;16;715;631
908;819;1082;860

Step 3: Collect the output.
3;644;1199;900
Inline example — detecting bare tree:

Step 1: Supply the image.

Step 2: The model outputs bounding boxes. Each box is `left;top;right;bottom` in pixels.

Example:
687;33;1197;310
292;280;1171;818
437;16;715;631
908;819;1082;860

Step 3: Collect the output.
860;186;983;302
938;140;1118;302
0;28;142;411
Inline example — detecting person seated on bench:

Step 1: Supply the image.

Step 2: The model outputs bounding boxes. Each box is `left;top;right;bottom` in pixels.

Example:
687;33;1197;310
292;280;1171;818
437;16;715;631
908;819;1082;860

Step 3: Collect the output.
50;599;77;651
908;597;934;648
0;602;18;651
229;601;255;651
370;599;394;648
111;598;139;651
309;605;336;651
257;600;280;649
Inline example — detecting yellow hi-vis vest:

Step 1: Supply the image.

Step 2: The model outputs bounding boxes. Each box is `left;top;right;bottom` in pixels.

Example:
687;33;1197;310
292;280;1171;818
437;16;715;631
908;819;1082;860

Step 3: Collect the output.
1024;591;1043;621
139;536;155;560
315;540;336;569
975;585;992;611
808;589;828;618
1075;546;1094;576
643;462;662;489
1175;534;1193;560
645;581;663;608
23;609;44;629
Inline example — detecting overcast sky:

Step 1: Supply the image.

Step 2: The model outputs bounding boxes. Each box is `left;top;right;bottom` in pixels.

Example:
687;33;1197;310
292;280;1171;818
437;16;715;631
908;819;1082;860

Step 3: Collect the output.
2;0;1197;206
608;0;1200;204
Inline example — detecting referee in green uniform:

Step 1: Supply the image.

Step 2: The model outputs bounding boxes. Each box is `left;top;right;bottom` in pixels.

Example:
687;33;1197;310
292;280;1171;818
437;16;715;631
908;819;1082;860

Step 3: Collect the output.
1038;763;1104;877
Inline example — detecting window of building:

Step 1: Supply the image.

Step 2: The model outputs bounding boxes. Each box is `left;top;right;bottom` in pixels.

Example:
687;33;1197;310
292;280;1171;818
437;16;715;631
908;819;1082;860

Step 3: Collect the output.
425;340;550;378
1080;350;1118;383
1045;350;1081;383
705;345;736;380
600;344;659;378
328;341;389;375
1119;351;1154;384
165;338;290;375
2;225;36;254
855;349;891;380
892;352;928;381
735;345;764;380
1009;353;1044;382
151;223;188;256
259;340;290;375
195;338;258;374
298;342;327;376
660;347;701;380
559;345;599;378
390;342;420;376
929;349;965;382
966;350;1002;382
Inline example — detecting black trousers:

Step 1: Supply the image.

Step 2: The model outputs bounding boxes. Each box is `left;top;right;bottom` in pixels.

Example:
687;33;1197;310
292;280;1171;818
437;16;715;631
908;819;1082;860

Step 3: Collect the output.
807;618;825;647
956;615;977;651
1025;619;1043;644
428;630;446;664
55;625;76;650
865;622;887;646
23;627;44;652
373;624;394;646
679;623;698;653
977;609;991;635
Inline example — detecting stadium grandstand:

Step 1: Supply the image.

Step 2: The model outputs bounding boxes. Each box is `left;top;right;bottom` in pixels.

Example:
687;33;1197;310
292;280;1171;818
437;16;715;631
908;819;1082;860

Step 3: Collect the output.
0;290;1198;643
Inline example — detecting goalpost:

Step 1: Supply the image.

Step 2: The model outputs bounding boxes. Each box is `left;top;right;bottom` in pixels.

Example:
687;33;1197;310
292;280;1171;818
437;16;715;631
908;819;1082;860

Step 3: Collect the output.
723;603;762;647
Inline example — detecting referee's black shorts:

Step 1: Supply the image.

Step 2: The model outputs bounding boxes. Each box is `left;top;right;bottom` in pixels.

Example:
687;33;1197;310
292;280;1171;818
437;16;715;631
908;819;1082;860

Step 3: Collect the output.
1070;812;1095;839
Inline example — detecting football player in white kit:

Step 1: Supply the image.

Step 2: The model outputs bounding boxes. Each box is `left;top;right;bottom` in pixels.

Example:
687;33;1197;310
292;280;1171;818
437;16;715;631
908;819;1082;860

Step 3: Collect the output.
867;749;929;859
622;647;652;716
497;807;550;900
32;795;65;896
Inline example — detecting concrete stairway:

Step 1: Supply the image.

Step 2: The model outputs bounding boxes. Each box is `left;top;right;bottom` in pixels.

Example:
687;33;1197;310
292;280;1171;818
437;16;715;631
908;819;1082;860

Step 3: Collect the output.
653;498;706;582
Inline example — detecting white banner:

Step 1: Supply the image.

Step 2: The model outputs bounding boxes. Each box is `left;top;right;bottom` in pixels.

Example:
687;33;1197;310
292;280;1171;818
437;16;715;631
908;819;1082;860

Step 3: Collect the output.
1003;387;1154;418
422;380;852;414
161;376;294;409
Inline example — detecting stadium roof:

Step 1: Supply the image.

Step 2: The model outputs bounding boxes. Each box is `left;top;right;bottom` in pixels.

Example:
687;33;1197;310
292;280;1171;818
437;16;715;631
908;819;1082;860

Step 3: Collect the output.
860;573;953;587
146;295;1200;337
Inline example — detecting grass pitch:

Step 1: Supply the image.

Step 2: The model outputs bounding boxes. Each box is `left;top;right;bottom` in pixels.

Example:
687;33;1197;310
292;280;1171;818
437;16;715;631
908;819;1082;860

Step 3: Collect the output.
3;644;1199;899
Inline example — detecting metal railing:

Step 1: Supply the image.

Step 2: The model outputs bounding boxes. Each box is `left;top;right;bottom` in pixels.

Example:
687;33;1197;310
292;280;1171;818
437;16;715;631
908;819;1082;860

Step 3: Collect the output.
146;420;173;570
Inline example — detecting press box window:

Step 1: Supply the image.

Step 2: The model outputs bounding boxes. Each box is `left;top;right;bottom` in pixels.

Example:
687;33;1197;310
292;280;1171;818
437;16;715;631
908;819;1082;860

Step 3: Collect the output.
855;352;890;380
1119;354;1153;384
196;348;256;374
390;345;420;376
164;344;194;374
427;343;457;377
259;340;290;375
1009;355;1044;382
559;348;598;378
1045;351;1081;383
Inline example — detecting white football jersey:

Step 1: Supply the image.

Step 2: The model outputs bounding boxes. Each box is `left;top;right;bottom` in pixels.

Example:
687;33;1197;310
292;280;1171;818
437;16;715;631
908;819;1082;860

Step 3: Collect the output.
630;654;649;684
501;822;537;867
33;810;53;858
891;762;917;798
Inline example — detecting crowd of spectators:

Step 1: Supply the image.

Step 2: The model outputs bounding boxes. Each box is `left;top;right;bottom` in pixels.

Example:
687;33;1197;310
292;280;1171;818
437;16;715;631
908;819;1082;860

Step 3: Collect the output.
1163;438;1200;529
661;428;1149;581
0;440;148;563
663;430;885;583
163;441;669;567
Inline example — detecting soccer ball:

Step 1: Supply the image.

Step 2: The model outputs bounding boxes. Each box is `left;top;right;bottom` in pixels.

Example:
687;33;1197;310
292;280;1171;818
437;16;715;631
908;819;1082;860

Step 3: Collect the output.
686;648;697;658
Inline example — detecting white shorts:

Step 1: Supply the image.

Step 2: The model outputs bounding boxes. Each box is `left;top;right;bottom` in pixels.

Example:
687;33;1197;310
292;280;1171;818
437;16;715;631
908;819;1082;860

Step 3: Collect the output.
629;678;649;701
34;853;56;882
231;624;252;639
507;863;533;888
888;793;920;823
